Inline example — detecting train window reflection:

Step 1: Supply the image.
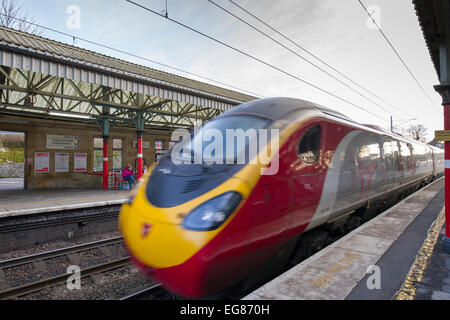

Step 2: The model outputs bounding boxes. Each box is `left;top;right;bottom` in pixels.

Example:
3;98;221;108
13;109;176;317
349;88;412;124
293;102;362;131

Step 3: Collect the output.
298;125;321;163
176;115;271;163
358;143;380;159
383;140;394;156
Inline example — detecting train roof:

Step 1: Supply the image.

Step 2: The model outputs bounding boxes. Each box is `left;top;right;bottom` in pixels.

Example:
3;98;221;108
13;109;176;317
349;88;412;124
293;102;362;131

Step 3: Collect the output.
222;97;352;122
220;97;433;148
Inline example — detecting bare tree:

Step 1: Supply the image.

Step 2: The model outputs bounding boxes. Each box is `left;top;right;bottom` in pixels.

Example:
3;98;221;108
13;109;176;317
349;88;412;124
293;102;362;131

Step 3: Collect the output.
406;124;428;143
0;0;41;35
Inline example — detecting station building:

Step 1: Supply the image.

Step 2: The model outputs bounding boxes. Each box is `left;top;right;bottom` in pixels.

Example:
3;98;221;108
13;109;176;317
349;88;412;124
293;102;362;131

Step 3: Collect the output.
1;117;172;189
0;26;256;189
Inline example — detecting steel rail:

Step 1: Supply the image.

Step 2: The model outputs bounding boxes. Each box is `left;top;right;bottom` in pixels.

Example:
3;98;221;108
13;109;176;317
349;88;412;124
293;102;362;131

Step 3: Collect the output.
0;236;124;269
0;256;129;299
0;208;120;234
119;284;166;300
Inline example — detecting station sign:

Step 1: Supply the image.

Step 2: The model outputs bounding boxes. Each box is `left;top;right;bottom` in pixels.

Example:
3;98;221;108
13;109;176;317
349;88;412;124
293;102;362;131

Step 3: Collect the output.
133;141;150;149
435;130;450;141
46;135;78;150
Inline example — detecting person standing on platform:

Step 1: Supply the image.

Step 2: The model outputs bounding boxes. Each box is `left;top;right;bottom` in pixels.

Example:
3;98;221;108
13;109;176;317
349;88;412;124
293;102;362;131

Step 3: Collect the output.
122;164;135;189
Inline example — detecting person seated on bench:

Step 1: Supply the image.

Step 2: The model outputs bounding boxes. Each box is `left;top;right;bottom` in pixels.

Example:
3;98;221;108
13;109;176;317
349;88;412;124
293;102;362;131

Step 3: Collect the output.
122;164;135;189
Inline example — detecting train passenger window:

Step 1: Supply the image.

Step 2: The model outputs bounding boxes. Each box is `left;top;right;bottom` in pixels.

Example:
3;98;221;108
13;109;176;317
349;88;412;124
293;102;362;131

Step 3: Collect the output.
297;125;321;163
399;141;414;170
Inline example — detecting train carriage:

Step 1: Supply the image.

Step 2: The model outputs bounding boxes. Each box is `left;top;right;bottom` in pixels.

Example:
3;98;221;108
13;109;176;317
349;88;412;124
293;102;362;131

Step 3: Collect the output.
119;97;444;298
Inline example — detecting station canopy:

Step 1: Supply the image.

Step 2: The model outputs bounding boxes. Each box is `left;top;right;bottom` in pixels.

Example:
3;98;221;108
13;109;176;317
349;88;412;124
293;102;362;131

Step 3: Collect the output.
413;0;450;83
0;26;256;130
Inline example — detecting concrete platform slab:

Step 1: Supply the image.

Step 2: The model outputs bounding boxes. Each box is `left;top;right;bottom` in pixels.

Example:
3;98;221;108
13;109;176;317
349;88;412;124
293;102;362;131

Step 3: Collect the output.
0;178;23;190
432;291;450;300
335;233;392;256
0;188;129;218
244;177;445;300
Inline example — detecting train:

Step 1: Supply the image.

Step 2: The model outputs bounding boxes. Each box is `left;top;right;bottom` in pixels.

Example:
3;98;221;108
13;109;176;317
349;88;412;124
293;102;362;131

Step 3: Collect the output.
119;97;444;298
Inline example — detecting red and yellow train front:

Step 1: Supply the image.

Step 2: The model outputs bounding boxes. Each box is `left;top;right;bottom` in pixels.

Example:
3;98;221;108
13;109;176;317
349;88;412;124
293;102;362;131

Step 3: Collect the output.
120;169;257;297
119;111;285;298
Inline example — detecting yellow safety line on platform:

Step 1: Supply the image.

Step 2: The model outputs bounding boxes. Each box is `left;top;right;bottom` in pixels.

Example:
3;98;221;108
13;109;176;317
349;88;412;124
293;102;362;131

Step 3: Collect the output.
394;209;445;300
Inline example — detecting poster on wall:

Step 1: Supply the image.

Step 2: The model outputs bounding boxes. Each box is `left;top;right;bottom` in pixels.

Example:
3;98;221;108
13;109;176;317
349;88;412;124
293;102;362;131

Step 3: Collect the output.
46;135;78;150
55;153;69;173
155;141;163;150
74;153;87;172
34;152;49;173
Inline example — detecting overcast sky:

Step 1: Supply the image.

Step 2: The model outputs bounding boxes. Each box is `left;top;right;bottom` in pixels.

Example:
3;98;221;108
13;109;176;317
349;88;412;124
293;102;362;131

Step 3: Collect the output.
17;0;443;141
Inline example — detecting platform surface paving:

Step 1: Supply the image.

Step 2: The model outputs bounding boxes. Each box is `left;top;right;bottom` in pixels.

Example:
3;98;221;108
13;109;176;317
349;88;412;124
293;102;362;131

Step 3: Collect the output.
244;178;445;300
0;188;129;218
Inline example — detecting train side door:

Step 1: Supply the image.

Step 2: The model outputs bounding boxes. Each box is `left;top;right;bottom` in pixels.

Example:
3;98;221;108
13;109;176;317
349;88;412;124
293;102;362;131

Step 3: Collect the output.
398;141;414;185
392;140;403;187
382;139;395;190
289;122;327;230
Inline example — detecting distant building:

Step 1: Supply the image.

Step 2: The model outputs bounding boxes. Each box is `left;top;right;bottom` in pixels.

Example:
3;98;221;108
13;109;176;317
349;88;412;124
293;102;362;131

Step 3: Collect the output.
428;139;444;149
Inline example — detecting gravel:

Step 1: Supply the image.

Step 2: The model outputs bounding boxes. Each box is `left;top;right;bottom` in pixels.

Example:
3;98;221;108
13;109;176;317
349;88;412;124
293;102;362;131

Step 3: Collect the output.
0;231;179;300
3;263;37;288
78;248;111;269
45;256;71;276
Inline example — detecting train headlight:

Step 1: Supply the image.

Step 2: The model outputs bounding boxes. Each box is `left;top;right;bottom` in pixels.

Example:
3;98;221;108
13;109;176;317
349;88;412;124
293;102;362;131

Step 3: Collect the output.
182;191;242;231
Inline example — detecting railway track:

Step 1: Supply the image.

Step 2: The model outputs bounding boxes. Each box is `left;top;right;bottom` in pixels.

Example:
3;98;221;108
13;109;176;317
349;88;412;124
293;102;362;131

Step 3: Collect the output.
119;284;170;300
0;236;127;299
0;236;123;270
0;204;121;253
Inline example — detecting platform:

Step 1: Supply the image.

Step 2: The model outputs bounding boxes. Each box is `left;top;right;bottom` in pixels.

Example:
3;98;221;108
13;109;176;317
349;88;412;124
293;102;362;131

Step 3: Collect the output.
244;177;446;300
0;188;129;218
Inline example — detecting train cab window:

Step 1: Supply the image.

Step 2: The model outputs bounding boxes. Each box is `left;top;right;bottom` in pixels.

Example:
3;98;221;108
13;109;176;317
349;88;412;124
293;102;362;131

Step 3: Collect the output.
297;125;321;163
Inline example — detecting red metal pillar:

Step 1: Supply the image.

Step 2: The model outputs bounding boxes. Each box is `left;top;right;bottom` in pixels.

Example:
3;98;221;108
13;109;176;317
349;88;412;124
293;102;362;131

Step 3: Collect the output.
445;105;450;238
435;84;450;252
136;131;143;181
103;136;109;190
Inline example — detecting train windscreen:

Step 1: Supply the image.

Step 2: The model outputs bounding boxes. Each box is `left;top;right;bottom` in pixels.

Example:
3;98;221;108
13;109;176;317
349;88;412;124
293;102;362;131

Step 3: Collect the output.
174;115;272;164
